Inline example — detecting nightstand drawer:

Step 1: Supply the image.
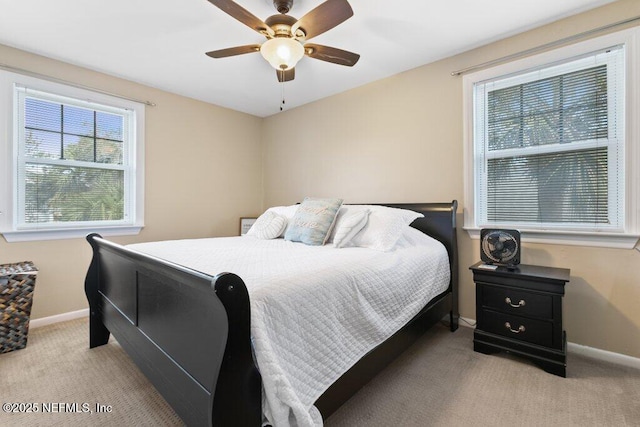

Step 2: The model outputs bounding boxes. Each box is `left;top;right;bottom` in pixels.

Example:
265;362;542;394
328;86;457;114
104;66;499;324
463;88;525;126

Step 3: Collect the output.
480;310;553;348
480;284;552;319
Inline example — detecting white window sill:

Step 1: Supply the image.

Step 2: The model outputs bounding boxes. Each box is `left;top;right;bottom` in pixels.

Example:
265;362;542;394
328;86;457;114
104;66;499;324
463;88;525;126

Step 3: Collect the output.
464;227;640;249
2;225;143;242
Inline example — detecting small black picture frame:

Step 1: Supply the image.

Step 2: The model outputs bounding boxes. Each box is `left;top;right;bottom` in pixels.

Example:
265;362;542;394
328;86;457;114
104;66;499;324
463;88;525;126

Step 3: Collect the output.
239;217;257;236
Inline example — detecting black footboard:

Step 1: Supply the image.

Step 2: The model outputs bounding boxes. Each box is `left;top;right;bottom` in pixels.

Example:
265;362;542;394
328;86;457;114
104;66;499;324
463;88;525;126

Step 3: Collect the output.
85;234;261;426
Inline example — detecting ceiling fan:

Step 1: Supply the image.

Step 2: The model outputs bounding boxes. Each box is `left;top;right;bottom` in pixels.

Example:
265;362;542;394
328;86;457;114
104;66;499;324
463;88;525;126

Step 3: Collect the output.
205;0;360;82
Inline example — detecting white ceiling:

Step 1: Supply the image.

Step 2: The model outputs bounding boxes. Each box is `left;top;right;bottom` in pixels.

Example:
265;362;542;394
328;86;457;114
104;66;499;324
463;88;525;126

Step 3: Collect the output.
0;0;615;117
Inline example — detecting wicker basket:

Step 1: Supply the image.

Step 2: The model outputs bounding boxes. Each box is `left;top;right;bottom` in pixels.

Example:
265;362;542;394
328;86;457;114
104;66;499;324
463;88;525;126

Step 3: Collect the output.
0;261;38;353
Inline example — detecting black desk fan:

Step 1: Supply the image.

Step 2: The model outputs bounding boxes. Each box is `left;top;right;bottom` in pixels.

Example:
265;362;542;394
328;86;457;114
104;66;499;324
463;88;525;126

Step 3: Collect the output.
480;229;521;269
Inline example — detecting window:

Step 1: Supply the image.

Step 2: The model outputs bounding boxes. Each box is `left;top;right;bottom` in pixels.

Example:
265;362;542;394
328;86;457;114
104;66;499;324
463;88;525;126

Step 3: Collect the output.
0;71;144;242
463;28;639;248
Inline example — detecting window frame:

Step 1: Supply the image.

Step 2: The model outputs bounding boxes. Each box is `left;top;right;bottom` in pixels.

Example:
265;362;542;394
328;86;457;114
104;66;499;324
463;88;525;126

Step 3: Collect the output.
463;27;640;249
0;70;145;242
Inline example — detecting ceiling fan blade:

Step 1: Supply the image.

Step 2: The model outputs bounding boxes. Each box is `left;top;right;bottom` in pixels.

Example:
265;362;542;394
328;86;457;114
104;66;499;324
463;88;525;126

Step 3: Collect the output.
304;44;360;66
206;44;261;58
207;0;274;36
291;0;353;41
276;68;295;82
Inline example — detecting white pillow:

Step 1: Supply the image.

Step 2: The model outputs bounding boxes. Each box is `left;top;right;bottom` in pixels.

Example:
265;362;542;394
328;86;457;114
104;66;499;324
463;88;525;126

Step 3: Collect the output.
333;209;370;248
266;204;299;219
349;205;423;251
327;206;366;243
246;211;287;239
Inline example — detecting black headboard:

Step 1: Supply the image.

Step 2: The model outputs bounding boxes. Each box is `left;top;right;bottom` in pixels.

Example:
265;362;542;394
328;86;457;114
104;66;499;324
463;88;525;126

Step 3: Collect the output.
383;201;458;294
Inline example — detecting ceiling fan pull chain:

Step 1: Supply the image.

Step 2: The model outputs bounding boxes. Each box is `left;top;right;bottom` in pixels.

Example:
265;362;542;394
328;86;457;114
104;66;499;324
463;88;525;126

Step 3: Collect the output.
280;71;285;111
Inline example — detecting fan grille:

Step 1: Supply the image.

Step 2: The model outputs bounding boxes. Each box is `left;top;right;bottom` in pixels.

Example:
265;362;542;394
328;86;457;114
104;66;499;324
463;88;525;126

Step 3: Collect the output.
481;230;519;264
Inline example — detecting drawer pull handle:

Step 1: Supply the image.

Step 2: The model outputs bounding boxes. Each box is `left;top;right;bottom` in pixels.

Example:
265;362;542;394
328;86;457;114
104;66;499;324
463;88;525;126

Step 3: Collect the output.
505;322;525;334
505;297;525;308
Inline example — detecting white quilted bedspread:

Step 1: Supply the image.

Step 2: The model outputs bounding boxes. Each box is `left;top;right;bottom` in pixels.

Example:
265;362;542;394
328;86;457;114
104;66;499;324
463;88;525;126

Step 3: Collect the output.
128;226;450;427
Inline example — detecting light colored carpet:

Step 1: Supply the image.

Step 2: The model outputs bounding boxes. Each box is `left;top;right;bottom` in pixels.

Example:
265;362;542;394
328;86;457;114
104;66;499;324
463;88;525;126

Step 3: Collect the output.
0;318;182;426
1;318;638;426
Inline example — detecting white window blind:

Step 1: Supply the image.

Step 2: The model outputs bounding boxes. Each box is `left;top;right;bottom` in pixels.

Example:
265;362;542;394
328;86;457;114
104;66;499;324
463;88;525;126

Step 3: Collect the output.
473;46;625;233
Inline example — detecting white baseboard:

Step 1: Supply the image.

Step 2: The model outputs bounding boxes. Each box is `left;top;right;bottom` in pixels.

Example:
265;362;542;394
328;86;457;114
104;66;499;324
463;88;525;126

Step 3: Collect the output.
568;342;640;370
29;308;89;329
457;315;640;370
458;316;477;328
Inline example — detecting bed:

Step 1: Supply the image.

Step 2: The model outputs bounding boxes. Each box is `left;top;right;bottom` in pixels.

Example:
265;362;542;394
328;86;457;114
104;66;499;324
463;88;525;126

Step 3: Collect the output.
84;201;459;426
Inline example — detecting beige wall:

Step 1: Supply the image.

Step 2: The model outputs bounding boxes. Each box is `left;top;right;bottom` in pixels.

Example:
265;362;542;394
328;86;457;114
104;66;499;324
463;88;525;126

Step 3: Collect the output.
262;0;640;358
0;44;264;319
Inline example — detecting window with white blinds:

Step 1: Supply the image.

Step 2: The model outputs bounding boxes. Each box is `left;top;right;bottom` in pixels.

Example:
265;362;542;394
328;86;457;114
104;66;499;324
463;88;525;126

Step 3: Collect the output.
473;46;625;234
17;89;130;227
0;70;144;241
464;28;640;248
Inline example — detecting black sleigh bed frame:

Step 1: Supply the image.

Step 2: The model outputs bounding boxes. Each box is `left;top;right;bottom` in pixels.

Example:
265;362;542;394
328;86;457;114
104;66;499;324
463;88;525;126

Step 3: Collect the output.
85;201;459;426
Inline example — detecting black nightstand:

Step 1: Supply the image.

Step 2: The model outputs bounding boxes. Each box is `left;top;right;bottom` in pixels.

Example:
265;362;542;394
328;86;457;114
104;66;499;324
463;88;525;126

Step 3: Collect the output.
470;262;570;377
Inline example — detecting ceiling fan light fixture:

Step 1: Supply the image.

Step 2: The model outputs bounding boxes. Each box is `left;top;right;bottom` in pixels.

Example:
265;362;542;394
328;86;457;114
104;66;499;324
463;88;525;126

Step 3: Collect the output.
260;37;304;71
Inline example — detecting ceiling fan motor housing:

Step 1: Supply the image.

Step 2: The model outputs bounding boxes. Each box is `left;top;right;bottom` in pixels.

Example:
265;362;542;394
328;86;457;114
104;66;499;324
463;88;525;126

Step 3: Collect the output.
265;14;299;37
